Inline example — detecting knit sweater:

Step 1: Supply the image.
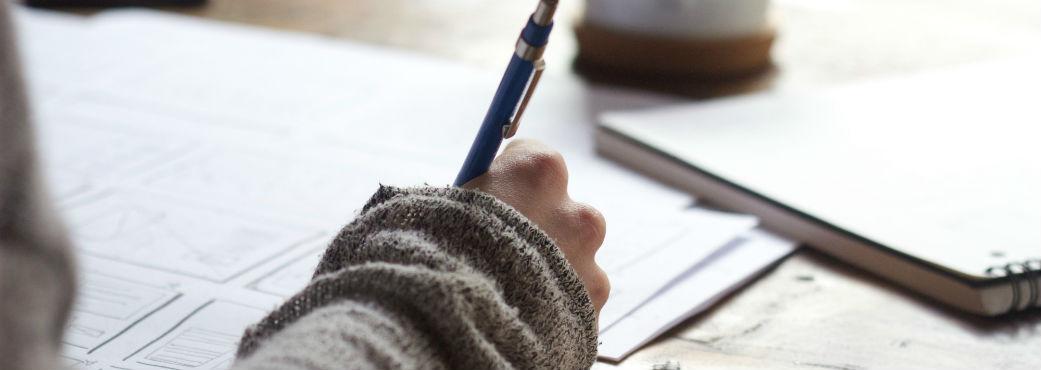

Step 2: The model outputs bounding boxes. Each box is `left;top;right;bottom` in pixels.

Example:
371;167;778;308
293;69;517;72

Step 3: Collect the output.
233;186;598;369
0;3;598;370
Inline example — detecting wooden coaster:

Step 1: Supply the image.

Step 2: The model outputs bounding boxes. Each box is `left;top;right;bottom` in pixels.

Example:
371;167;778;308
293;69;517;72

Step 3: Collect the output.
574;21;776;80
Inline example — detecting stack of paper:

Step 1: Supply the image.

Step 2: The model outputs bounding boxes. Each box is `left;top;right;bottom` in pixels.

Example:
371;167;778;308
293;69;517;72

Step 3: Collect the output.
13;7;795;368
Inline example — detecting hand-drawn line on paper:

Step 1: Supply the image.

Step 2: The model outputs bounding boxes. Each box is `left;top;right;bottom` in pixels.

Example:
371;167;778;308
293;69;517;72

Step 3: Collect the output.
36;114;193;193
247;248;324;297
125;300;268;370
65;191;322;283
61;354;99;369
139;148;381;223
142;328;240;368
63;272;181;353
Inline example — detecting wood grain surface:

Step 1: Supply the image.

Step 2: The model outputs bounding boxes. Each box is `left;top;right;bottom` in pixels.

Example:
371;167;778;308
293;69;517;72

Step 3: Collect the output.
86;0;1041;368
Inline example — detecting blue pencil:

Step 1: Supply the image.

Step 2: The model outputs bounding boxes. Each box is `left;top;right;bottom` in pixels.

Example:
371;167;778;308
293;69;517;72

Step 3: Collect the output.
453;0;558;186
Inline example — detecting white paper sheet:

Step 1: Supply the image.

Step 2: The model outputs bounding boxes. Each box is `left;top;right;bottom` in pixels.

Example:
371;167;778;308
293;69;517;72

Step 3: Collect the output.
597;229;796;361
596;209;756;327
12;7;790;367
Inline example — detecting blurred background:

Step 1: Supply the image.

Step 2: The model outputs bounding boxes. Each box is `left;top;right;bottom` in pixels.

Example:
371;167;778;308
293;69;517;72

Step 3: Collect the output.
30;0;1041;98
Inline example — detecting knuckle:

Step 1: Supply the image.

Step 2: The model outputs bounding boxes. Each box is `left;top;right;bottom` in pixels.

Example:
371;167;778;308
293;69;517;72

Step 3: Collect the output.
571;204;607;251
526;149;567;180
589;270;611;305
513;148;568;191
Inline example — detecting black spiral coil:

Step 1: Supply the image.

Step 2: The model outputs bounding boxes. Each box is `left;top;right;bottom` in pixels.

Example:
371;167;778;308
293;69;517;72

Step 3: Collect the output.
985;259;1041;314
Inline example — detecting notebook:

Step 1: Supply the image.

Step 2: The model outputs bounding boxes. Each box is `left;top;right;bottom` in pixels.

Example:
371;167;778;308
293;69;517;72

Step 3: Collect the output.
597;57;1041;316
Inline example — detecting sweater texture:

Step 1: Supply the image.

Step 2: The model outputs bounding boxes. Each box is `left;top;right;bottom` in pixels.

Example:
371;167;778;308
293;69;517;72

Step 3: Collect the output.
233;186;598;370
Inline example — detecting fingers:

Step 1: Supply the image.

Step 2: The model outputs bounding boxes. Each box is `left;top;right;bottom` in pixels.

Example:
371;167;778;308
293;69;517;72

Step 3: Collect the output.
569;202;607;255
461;138;610;313
551;201;606;257
564;239;609;313
586;265;611;313
559;201;609;313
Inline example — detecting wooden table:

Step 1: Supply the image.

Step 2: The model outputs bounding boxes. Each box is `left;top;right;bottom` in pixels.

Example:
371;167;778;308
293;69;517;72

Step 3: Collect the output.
131;0;1041;368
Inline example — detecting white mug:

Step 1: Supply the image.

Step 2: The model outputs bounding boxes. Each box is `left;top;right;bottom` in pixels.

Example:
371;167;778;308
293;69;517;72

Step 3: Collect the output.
584;0;770;39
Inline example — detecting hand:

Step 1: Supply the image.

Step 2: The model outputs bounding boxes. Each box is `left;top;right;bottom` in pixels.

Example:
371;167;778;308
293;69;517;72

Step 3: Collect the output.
463;139;610;315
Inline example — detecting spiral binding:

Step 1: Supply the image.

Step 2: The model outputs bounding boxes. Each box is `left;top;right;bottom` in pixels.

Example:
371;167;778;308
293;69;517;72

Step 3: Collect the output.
985;259;1041;314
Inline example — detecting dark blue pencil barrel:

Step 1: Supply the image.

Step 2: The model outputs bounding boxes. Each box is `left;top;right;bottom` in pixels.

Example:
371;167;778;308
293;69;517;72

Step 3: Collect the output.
452;1;556;186
453;55;536;186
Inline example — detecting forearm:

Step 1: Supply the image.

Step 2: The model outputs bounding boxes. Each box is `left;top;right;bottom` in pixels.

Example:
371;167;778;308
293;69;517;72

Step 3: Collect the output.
233;186;598;370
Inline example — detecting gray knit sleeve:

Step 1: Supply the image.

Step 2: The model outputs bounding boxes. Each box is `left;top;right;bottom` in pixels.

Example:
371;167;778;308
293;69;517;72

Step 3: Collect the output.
231;186;599;370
